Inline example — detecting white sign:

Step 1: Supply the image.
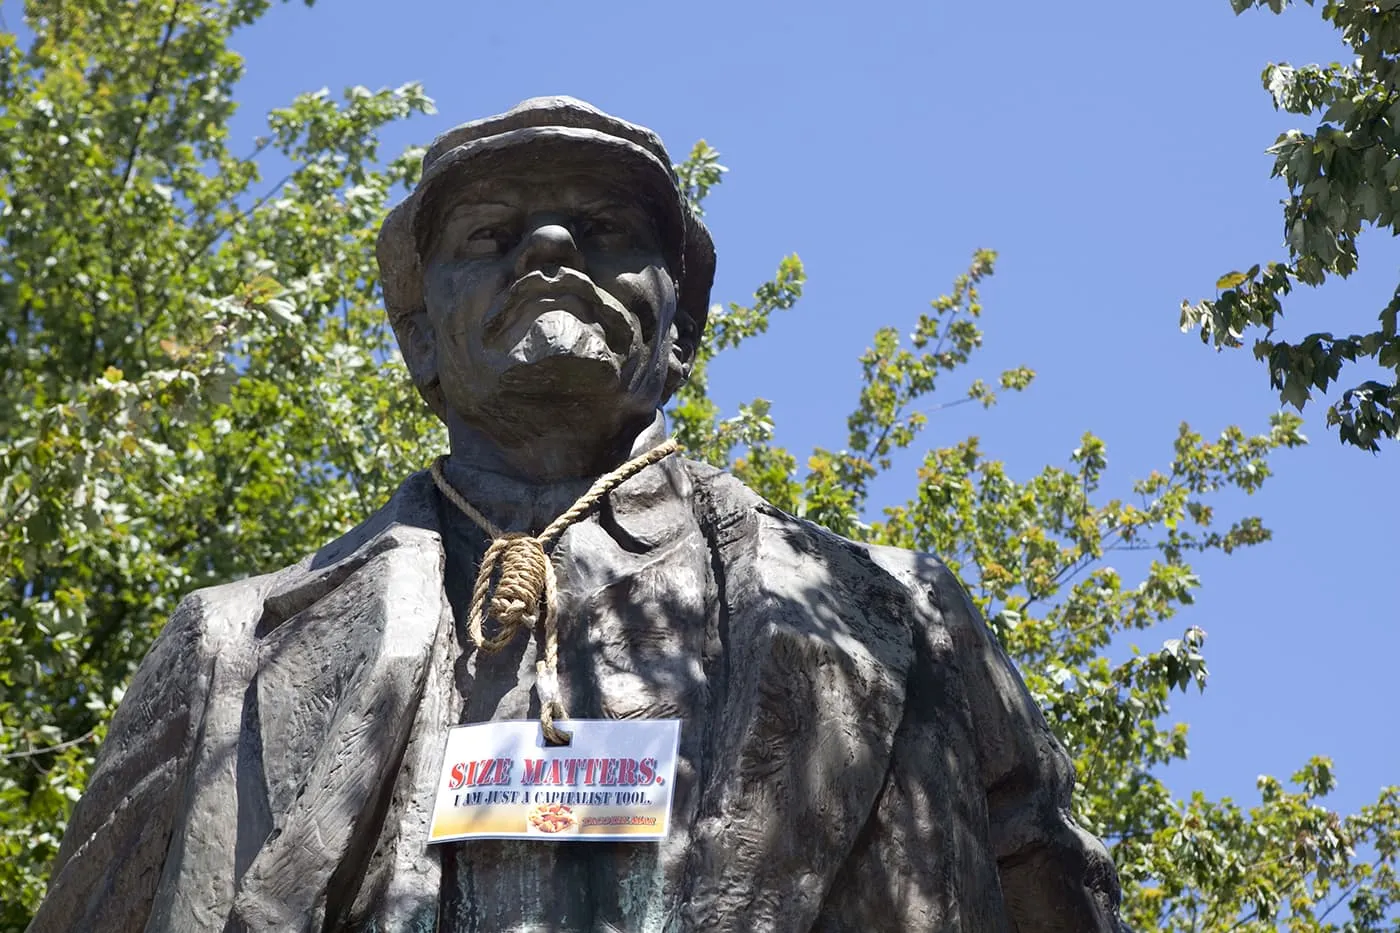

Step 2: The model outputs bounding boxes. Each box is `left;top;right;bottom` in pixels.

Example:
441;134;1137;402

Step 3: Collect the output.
428;719;681;843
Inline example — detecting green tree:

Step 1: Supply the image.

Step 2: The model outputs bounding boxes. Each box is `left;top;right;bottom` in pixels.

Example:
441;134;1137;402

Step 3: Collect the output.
1181;0;1400;451
0;0;438;923
1;3;1398;931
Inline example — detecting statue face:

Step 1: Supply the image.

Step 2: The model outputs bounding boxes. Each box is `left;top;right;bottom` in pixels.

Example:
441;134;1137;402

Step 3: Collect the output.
412;172;683;435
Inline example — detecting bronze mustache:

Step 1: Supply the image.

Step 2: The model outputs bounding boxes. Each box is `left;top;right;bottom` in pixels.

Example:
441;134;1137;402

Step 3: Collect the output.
482;270;637;352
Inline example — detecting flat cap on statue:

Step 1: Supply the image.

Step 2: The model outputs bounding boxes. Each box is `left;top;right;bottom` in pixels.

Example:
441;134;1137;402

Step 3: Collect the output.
377;96;716;359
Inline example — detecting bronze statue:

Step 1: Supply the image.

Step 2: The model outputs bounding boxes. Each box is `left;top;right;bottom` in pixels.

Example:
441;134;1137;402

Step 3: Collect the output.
31;97;1130;932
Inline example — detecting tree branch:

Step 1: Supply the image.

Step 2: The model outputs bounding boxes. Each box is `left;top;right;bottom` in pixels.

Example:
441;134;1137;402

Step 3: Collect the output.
0;729;97;761
115;0;182;197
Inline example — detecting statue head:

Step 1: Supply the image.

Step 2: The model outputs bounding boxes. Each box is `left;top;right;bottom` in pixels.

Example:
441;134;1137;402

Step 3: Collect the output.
377;97;715;468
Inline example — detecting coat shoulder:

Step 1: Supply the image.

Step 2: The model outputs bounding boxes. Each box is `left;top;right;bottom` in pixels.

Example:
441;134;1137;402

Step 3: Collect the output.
181;469;444;639
859;543;985;637
683;458;970;636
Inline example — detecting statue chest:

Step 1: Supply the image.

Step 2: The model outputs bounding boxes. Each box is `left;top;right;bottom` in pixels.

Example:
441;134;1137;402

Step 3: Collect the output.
439;517;718;932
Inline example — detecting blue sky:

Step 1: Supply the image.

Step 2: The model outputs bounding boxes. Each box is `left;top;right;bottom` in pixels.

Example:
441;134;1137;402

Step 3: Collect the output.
11;0;1397;821
220;0;1395;819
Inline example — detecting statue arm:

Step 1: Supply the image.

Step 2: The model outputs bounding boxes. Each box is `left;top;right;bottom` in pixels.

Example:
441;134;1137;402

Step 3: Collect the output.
930;562;1132;932
28;592;215;933
825;544;1132;931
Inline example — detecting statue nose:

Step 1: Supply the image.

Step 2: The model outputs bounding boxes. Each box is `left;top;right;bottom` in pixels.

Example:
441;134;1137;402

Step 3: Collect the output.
514;223;585;277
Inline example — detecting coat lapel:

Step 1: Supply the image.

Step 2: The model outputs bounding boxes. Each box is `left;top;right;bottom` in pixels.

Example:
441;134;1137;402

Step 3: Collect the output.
680;471;915;933
230;472;454;932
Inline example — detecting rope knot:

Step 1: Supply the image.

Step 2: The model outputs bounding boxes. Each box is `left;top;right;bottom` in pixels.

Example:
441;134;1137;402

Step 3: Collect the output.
484;533;549;631
469;532;556;653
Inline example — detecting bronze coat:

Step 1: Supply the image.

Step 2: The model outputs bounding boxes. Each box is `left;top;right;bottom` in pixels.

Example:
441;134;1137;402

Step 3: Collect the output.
30;461;1128;933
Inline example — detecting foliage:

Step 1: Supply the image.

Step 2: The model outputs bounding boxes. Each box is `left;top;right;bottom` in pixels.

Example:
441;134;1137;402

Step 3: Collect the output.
1181;0;1400;451
0;1;1397;930
0;0;438;925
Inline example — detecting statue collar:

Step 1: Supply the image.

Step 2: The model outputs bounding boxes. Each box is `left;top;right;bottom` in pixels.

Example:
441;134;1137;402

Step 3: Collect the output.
433;414;691;552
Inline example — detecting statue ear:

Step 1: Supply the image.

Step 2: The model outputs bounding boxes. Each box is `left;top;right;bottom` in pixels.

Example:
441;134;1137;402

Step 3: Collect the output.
396;308;447;418
662;319;696;400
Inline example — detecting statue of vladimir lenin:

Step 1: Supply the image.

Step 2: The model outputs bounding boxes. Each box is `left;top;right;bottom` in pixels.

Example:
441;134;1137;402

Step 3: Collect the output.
30;97;1131;933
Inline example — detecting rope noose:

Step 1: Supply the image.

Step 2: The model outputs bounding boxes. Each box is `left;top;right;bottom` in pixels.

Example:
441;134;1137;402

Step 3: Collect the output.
431;439;680;745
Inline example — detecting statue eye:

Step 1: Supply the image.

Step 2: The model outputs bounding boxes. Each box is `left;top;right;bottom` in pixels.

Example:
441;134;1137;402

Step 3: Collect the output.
461;225;516;256
575;217;631;248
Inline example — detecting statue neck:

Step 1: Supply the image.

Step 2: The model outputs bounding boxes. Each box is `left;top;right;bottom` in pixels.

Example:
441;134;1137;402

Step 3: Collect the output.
442;406;664;483
438;411;669;533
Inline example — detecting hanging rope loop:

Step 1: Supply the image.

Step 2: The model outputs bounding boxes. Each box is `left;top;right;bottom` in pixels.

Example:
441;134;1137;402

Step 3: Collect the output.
470;533;549;651
430;439;681;746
